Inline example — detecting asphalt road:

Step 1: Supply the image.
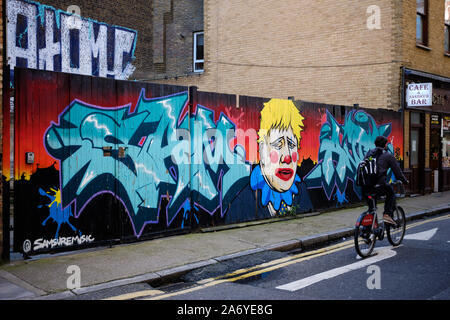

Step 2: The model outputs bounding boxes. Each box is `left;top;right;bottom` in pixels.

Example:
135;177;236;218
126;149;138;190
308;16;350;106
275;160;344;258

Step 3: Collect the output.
69;212;450;301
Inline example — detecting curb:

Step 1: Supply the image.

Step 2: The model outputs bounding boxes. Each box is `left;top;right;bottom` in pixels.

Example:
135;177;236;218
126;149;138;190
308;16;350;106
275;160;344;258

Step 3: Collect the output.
29;204;450;300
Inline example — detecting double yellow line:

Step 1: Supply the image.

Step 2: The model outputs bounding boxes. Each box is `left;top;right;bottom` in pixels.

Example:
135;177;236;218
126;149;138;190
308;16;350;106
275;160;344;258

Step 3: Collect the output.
104;213;450;300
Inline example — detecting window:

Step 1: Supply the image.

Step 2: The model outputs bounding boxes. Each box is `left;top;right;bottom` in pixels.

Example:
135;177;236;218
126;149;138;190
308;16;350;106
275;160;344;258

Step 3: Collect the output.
193;32;204;72
445;0;450;52
416;0;428;46
411;112;422;125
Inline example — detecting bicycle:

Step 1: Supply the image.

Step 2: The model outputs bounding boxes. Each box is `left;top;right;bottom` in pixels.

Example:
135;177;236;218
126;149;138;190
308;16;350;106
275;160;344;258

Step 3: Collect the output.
354;181;406;258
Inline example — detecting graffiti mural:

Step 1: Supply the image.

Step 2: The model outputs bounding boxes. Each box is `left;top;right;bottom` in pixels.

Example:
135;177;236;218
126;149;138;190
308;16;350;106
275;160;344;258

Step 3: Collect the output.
7;68;404;255
251;99;306;216
44;90;250;238
6;0;137;80
304;108;400;204
38;187;79;239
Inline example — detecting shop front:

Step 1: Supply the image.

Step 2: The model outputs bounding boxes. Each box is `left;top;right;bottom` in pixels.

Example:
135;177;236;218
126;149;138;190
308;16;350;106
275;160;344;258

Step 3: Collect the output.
402;68;450;194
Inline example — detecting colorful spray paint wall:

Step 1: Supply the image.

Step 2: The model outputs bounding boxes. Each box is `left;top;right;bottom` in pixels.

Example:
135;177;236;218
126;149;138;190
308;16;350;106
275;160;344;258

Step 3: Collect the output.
298;101;404;209
10;68;190;253
6;0;138;82
5;68;404;255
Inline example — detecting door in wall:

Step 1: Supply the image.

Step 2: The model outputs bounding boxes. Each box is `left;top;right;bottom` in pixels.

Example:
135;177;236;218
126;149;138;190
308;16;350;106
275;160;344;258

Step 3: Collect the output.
410;113;425;195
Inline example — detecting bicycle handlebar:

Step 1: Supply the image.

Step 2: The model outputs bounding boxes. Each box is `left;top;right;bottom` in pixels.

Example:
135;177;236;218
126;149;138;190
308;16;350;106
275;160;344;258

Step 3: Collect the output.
390;180;406;196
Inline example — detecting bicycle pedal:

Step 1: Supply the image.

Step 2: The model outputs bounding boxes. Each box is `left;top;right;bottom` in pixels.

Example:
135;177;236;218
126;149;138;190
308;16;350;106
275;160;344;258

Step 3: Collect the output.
374;228;384;240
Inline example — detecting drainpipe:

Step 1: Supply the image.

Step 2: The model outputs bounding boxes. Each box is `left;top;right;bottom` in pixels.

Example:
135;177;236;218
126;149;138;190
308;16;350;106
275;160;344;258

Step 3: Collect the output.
401;67;405;111
188;86;197;229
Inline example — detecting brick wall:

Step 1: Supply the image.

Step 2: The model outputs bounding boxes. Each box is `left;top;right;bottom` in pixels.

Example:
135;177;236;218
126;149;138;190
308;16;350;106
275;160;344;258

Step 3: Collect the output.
161;0;450;112
388;0;404;112
150;0;204;78
161;0;402;110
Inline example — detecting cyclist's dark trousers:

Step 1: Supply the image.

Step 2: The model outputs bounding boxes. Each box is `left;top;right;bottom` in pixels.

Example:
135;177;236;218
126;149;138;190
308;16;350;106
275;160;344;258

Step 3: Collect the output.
362;184;396;215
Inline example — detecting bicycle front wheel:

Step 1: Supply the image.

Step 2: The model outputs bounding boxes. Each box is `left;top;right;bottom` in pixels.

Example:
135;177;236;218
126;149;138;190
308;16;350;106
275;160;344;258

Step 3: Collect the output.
354;225;376;258
386;206;406;246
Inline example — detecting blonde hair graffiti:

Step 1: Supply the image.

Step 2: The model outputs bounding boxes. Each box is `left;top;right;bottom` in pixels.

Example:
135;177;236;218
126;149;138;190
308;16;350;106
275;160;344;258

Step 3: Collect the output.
257;99;305;147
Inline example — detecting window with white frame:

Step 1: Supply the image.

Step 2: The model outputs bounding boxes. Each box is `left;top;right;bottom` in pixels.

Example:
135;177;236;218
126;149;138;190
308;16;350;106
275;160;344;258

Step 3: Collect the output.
193;31;204;72
416;0;428;46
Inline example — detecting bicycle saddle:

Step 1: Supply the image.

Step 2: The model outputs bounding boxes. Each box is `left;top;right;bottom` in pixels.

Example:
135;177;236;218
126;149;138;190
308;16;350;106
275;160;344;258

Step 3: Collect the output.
366;184;383;198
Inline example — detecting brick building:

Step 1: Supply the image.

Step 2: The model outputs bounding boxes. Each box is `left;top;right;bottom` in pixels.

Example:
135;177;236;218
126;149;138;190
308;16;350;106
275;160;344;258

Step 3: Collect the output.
164;0;404;109
401;0;450;194
162;0;450;195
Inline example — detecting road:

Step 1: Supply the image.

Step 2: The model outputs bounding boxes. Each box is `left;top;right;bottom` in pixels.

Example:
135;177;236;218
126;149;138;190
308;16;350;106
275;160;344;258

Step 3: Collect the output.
69;213;450;301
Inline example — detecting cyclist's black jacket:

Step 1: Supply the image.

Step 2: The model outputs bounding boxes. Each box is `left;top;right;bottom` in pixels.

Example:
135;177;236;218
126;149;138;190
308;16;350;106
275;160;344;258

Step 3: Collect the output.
364;147;408;185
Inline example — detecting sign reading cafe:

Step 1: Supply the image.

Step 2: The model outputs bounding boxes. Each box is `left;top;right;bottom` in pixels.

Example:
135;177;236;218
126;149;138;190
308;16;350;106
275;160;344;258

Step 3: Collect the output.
406;83;433;107
6;0;138;80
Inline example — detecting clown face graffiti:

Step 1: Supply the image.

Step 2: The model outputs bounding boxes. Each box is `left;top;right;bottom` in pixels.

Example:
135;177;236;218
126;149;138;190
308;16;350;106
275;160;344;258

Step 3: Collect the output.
250;98;304;216
259;127;299;193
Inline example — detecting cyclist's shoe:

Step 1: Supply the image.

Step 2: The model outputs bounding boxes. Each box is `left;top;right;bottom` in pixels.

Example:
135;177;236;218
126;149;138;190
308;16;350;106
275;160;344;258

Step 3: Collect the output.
383;214;396;225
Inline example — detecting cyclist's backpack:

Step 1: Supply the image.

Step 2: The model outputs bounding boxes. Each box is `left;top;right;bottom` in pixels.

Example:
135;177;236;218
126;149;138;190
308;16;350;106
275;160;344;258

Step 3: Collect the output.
355;151;382;187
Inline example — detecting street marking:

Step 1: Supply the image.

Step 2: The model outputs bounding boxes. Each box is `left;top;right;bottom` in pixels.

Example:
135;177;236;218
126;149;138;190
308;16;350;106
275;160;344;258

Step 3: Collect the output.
127;213;450;300
215;240;354;280
102;289;164;300
404;228;437;241
142;279;229;300
405;214;450;230
276;246;397;292
142;242;356;300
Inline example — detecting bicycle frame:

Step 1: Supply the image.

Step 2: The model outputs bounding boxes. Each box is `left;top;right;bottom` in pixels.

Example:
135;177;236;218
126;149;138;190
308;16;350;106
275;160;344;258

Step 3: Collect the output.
355;195;384;240
354;181;406;258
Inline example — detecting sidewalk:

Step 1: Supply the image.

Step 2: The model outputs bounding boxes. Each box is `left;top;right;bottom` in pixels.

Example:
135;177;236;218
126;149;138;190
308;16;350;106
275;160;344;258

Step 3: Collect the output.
1;191;449;300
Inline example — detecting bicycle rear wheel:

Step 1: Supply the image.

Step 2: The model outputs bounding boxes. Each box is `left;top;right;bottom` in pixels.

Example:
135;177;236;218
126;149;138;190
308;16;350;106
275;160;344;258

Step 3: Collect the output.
386;206;406;246
354;225;376;258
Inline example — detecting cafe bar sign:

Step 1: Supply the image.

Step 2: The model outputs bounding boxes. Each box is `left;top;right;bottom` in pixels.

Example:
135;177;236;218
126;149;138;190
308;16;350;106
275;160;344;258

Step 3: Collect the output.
406;83;432;107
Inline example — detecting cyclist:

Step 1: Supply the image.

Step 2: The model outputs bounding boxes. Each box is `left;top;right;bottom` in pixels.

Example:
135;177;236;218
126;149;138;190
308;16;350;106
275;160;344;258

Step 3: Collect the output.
362;136;409;225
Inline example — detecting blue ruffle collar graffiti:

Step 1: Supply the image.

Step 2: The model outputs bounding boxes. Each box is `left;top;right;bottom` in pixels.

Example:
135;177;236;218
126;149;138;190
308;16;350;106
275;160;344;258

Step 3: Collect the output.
250;165;301;212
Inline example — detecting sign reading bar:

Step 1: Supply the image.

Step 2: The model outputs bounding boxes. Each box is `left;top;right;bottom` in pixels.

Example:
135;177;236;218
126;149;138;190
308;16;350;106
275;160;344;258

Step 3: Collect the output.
407;83;432;107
